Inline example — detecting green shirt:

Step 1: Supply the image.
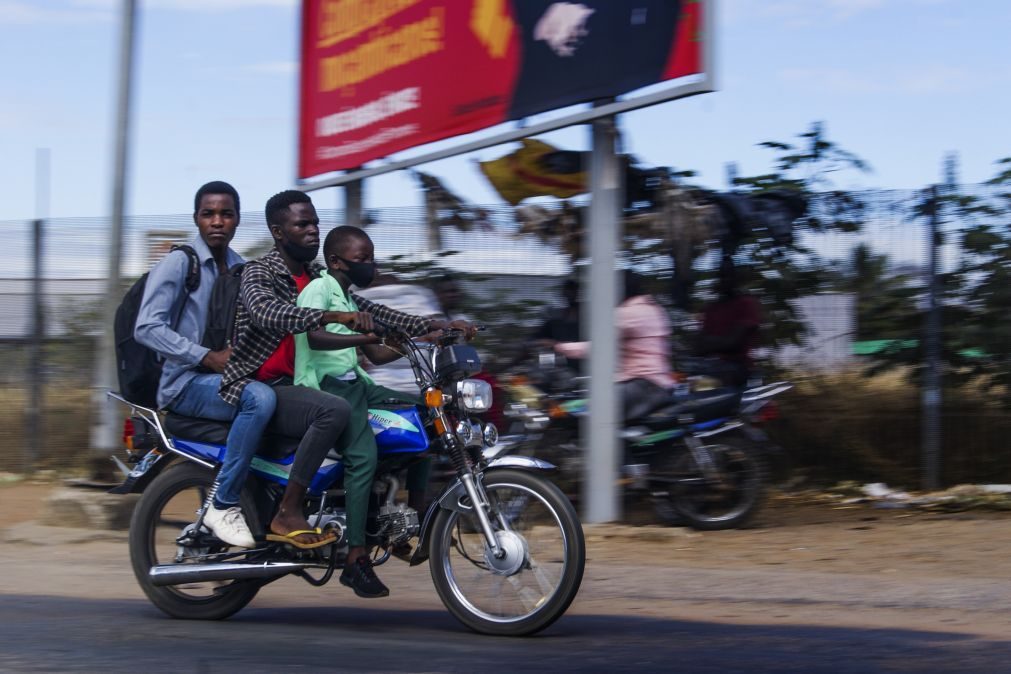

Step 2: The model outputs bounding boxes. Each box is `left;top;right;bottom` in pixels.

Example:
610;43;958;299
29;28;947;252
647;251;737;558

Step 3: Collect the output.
294;269;373;390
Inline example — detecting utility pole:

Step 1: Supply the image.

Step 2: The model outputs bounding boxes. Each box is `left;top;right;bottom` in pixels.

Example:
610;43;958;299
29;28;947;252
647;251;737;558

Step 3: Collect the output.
90;0;137;478
583;105;623;523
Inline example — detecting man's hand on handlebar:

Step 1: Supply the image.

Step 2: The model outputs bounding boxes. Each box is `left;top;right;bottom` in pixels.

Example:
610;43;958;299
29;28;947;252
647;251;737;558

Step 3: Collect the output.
326;310;375;333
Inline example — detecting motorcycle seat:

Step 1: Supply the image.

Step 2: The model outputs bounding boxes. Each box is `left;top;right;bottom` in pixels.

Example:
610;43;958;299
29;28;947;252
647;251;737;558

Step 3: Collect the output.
640;388;742;425
163;412;300;460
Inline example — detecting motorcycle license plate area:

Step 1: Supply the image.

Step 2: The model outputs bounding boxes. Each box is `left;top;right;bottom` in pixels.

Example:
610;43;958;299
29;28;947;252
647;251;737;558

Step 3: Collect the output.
370;406;429;453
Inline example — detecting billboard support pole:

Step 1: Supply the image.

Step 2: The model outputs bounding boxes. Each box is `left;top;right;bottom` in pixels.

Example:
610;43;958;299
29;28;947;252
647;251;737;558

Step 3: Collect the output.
583;109;623;523
91;0;136;479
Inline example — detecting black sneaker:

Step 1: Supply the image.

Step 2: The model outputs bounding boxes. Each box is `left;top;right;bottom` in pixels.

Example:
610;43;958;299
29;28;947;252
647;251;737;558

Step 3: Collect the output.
339;556;390;598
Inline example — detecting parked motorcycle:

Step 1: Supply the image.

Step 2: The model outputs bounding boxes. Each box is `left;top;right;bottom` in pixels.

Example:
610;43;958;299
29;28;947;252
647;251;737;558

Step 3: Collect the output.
109;327;584;636
501;355;791;531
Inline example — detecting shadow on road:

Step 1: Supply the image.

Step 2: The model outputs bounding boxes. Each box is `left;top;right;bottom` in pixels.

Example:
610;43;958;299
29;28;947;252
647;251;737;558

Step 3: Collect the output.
1;594;1008;673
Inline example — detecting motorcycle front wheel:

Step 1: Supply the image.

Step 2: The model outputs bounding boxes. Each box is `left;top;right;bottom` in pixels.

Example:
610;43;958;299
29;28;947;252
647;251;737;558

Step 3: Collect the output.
129;461;261;620
652;441;765;531
428;468;585;636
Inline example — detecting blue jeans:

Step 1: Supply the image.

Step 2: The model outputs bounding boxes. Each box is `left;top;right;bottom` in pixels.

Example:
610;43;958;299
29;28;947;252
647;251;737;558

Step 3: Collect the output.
169;374;276;506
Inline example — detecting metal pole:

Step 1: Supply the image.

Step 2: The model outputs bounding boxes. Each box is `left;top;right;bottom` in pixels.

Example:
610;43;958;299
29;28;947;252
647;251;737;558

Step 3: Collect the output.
582;111;623;523
922;184;941;491
345;178;363;228
26;219;44;474
90;0;137;477
26;149;49;474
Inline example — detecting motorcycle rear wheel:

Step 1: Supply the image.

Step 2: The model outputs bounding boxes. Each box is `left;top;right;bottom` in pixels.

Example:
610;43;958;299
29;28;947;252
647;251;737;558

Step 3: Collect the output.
129;461;261;620
428;468;585;636
652;441;765;531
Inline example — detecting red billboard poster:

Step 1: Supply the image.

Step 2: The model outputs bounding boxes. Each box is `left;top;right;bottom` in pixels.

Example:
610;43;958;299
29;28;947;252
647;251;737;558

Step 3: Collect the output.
299;0;706;178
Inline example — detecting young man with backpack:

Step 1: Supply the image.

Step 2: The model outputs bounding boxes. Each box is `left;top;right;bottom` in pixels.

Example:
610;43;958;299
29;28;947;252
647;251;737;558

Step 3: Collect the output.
134;181;274;548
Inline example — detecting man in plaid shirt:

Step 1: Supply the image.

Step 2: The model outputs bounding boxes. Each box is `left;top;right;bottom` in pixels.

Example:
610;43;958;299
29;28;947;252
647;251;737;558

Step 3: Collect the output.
219;190;467;596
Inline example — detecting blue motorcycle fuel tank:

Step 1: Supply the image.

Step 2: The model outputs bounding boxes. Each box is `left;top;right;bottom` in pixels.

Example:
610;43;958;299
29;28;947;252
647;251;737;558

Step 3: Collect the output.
369;406;430;454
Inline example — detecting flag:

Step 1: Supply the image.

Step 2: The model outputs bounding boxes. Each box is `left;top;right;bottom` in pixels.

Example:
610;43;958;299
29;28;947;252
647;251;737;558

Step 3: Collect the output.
478;139;587;205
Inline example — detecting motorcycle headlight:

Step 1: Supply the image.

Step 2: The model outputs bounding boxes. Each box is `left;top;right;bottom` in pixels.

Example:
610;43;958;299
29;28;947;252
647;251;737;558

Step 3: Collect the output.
456;379;492;412
482;422;498;448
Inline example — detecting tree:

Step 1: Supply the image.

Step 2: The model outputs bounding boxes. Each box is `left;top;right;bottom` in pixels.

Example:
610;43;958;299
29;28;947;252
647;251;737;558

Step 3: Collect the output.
694;122;872;350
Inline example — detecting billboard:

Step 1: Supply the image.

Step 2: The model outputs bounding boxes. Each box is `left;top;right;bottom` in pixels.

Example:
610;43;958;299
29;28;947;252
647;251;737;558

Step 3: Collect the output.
299;0;708;179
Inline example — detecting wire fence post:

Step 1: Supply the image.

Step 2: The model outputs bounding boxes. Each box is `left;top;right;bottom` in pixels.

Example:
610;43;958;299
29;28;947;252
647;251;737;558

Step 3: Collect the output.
922;184;942;491
25;218;44;474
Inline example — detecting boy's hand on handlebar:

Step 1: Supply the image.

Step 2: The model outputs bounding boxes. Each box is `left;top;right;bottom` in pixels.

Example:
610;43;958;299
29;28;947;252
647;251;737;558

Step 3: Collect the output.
417;328;445;343
201;346;232;373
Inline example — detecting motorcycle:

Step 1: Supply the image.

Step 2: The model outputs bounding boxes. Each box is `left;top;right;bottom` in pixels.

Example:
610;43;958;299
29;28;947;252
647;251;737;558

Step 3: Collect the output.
501;353;792;531
108;326;585;636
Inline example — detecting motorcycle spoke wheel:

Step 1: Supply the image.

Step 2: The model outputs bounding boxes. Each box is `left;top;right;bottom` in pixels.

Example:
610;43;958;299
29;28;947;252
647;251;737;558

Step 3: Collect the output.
429;469;584;636
657;444;764;531
130;462;261;620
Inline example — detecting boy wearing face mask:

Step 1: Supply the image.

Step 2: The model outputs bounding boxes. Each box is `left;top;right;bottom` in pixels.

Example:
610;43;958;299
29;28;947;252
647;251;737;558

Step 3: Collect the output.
294;225;428;591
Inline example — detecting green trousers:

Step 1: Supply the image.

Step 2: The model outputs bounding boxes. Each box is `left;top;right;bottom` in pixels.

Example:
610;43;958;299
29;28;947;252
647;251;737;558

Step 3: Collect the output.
320;376;429;547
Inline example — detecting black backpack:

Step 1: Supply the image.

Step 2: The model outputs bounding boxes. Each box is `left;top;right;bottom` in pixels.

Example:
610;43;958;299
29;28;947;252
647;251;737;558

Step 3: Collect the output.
201;262;246;352
114;245;200;408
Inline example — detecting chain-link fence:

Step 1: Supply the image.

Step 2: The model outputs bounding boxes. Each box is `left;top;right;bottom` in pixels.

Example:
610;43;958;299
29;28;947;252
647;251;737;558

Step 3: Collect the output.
3;186;1009;486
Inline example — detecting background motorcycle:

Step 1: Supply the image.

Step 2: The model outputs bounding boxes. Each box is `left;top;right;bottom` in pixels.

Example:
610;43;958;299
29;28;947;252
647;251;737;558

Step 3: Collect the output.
110;327;584;636
500;352;791;530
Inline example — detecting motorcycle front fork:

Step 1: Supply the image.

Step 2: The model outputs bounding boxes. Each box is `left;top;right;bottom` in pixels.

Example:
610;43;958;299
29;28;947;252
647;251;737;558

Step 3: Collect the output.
434;408;505;559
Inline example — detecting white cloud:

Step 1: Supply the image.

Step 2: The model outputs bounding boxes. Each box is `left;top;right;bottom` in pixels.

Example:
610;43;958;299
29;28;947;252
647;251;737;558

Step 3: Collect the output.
0;0;112;24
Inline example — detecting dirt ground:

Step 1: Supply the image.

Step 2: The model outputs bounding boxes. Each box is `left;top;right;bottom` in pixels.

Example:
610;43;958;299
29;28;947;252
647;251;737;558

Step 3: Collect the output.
3;480;1011;641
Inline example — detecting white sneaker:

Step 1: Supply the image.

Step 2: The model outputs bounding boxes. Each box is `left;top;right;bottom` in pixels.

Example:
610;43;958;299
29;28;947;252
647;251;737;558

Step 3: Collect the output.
203;505;255;548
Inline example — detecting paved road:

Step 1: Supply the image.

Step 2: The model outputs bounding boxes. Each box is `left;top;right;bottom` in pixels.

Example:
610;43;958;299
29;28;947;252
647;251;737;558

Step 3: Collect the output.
1;530;1011;673
2;592;1009;673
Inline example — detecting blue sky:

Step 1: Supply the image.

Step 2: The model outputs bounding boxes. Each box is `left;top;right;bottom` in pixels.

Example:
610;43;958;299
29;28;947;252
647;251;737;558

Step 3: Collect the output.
1;0;1009;221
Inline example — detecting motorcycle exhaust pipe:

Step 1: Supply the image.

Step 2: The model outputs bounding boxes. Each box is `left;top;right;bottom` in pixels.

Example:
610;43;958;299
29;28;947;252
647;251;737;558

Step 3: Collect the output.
149;561;316;586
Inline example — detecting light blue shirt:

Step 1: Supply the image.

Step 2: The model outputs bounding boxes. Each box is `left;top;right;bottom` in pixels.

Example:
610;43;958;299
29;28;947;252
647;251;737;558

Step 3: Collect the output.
134;235;243;409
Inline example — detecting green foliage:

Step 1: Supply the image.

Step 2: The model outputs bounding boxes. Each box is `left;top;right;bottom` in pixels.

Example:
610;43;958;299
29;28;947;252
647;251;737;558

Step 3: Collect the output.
703;122;872;349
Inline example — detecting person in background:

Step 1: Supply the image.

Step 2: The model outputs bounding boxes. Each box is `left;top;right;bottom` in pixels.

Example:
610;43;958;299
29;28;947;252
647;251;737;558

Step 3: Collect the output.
554;270;674;421
696;257;762;388
432;273;473;324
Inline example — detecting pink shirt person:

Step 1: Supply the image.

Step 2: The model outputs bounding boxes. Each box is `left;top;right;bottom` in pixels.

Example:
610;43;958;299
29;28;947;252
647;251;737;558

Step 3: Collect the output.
554;294;674;389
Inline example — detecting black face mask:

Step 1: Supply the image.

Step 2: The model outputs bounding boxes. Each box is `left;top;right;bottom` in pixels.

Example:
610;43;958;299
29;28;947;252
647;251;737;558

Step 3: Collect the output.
337;256;377;288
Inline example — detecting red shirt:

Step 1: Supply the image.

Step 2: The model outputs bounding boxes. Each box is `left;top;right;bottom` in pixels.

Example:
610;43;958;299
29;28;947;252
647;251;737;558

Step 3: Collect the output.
255;269;312;381
701;294;762;366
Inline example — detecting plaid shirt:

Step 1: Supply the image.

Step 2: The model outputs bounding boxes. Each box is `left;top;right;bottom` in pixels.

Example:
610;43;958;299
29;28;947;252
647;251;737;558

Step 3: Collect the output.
219;248;430;405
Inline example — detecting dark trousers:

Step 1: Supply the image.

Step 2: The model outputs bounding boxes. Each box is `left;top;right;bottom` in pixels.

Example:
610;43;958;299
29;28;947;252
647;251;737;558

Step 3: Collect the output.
320;377;429;547
619;378;672;422
266;384;351;488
